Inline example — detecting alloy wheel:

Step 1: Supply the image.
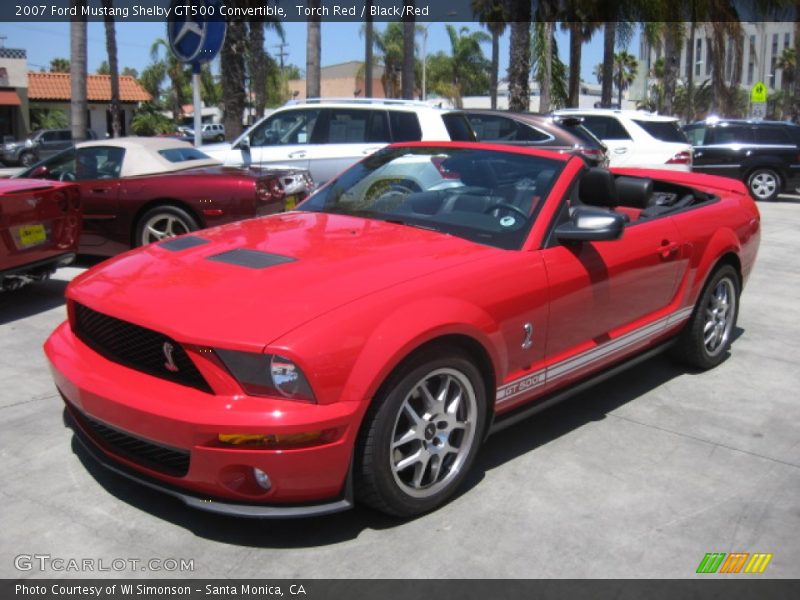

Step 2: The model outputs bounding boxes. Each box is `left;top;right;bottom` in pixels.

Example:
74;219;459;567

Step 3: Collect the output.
703;277;736;356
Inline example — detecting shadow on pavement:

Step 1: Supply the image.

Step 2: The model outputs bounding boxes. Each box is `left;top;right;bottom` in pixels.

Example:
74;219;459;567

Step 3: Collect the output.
0;277;70;324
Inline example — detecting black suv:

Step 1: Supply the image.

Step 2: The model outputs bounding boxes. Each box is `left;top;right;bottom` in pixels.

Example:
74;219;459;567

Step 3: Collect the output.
683;119;800;201
1;129;98;167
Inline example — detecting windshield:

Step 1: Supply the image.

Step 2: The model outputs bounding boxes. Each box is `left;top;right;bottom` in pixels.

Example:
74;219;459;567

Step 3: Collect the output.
298;146;564;250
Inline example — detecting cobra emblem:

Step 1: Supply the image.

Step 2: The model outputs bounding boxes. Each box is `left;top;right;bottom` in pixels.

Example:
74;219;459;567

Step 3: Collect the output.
521;323;533;350
163;341;179;372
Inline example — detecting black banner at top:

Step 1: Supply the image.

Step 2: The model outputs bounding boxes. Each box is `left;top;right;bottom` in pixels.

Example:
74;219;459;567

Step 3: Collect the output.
1;0;797;23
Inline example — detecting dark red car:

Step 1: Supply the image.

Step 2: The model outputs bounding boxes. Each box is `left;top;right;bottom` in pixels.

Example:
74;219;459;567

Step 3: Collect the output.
45;143;759;518
18;137;313;256
465;110;609;167
1;178;81;291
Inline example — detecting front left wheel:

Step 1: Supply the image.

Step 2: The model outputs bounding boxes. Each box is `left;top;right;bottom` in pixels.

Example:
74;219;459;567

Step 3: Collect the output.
355;347;487;517
747;168;781;202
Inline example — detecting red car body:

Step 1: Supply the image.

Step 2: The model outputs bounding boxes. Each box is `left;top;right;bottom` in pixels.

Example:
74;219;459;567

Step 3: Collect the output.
1;179;81;291
44;142;760;517
18;138;312;256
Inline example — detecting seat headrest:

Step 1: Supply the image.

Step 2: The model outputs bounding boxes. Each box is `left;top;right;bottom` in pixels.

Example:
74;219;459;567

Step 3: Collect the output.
579;168;617;207
445;158;497;188
615;176;653;208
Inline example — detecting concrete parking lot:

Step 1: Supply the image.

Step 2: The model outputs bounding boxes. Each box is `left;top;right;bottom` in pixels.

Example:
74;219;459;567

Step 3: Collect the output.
1;198;798;580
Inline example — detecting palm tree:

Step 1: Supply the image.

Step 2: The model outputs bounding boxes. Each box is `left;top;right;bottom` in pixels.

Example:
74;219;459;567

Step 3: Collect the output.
402;0;416;99
70;1;88;143
49;58;71;73
150;38;189;122
472;0;508;110
641;21;686;117
433;25;490;108
102;0;121;137
507;2;532;112
306;0;321;98
246;5;284;119
614;51;638;109
776;46;797;120
600;22;616;108
532;21;568;111
372;23;406;98
794;6;800;122
561;2;599;108
365;0;374;97
221;20;247;138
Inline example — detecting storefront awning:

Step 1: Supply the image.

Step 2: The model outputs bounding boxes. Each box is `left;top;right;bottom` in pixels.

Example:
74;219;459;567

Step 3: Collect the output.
0;90;21;106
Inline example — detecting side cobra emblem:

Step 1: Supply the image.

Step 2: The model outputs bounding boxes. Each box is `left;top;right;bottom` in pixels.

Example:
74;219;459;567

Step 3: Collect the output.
522;323;533;350
163;341;179;372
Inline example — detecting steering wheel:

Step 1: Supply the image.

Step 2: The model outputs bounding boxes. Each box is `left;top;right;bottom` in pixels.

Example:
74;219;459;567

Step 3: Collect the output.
484;202;528;220
59;171;76;182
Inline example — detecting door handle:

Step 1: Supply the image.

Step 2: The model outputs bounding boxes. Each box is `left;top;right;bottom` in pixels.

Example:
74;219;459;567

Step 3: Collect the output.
658;240;679;260
694;151;703;158
91;188;110;193
362;146;383;155
613;147;628;154
288;151;307;159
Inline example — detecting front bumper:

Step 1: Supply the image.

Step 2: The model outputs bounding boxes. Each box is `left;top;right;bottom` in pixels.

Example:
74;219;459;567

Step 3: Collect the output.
45;321;360;517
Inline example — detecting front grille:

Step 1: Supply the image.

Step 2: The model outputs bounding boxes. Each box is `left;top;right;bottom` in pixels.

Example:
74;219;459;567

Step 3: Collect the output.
73;303;212;393
72;407;190;477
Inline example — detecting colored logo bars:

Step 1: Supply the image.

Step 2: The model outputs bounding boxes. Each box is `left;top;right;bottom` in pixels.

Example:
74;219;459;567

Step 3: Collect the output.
696;552;773;574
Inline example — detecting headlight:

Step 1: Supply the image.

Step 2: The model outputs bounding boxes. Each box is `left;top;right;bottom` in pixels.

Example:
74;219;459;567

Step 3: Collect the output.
215;349;315;402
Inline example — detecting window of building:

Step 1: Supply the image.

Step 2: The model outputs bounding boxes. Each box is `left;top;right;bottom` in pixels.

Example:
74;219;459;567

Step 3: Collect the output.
785;33;791;49
686;39;693;79
695;38;702;76
706;38;713;76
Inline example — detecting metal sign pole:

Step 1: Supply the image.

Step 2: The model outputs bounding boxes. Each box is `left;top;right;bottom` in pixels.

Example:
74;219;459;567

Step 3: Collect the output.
193;65;202;147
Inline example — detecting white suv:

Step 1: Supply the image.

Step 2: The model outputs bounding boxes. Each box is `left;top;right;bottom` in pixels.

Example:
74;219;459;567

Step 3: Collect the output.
202;98;476;185
552;109;692;171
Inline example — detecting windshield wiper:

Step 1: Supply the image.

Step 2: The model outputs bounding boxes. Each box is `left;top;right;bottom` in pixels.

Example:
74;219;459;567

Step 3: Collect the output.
382;218;440;232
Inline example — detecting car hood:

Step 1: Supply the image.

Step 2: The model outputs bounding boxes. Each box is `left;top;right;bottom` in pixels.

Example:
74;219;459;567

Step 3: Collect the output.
67;212;496;351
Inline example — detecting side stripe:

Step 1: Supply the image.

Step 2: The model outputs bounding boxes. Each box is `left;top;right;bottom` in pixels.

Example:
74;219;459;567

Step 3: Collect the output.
496;307;694;404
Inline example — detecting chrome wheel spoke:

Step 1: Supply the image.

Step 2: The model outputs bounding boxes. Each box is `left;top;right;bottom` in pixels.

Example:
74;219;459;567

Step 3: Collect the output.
392;427;419;449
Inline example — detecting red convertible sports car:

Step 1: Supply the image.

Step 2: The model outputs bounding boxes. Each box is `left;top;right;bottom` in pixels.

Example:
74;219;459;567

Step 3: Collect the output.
1;179;81;291
44;142;760;517
18;137;313;256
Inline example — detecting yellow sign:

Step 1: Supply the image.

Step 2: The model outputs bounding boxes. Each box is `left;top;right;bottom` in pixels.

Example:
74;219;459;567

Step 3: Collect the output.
751;82;768;103
18;224;46;247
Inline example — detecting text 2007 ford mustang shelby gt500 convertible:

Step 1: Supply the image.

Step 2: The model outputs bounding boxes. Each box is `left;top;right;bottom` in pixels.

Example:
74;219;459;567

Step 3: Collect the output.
45;142;760;518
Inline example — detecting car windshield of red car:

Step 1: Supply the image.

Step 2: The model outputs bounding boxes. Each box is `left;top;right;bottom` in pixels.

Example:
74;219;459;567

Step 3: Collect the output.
298;146;564;250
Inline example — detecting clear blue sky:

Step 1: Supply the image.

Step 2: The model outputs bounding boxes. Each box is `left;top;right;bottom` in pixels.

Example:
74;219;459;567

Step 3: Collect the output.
1;20;638;85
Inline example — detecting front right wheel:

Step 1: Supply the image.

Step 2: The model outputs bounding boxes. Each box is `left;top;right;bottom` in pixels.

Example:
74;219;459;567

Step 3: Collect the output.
671;264;740;370
747;168;781;202
355;348;487;517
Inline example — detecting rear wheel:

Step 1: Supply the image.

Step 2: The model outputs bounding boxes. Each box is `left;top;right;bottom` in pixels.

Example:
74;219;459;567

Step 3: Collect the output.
19;151;36;167
670;264;740;370
747;168;781;201
135;205;199;247
355;347;487;517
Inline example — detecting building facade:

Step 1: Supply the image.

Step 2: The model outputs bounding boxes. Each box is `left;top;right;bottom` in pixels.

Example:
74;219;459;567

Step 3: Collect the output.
0;48;30;140
636;22;795;106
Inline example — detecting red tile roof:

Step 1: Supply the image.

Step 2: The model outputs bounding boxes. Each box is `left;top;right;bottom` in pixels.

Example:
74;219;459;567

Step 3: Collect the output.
27;72;151;102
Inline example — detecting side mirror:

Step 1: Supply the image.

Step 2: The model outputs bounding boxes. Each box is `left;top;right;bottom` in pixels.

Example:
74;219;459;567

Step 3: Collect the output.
236;135;251;151
29;165;49;179
555;206;626;242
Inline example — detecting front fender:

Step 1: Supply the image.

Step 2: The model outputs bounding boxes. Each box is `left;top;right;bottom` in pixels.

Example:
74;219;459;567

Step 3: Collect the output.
344;297;504;409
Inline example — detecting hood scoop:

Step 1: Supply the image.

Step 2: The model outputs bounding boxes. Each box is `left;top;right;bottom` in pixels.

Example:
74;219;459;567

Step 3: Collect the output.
159;236;210;251
207;248;296;269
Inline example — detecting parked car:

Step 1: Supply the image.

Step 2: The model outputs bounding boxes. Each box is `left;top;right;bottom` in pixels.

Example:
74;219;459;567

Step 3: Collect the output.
465;110;609;166
202;98;477;185
1;179;81;291
2;129;99;167
178;123;226;143
45;142;760;518
553;109;693;170
16;137;313;256
683;118;800;201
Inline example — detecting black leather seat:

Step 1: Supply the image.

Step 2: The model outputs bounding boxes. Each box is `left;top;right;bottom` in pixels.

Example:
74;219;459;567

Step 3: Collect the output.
578;168;617;207
615;176;653;208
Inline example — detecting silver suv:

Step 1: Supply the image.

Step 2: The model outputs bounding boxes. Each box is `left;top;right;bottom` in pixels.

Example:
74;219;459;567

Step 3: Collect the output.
202;98;476;184
2;129;98;167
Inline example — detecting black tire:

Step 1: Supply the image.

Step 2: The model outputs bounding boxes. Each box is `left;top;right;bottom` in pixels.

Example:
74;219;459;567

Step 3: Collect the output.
355;346;487;517
134;205;199;247
670;264;740;370
747;168;781;202
19;152;36;167
215;134;225;142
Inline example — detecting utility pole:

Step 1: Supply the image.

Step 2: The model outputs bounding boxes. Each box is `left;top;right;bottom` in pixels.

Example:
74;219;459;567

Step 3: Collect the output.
273;42;288;70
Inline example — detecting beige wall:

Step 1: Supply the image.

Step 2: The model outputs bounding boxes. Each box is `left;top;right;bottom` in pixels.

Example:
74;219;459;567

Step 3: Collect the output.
0;58;28;88
288;77;385;100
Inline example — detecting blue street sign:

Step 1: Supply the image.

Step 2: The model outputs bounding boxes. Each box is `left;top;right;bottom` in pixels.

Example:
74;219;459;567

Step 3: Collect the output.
167;1;226;67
